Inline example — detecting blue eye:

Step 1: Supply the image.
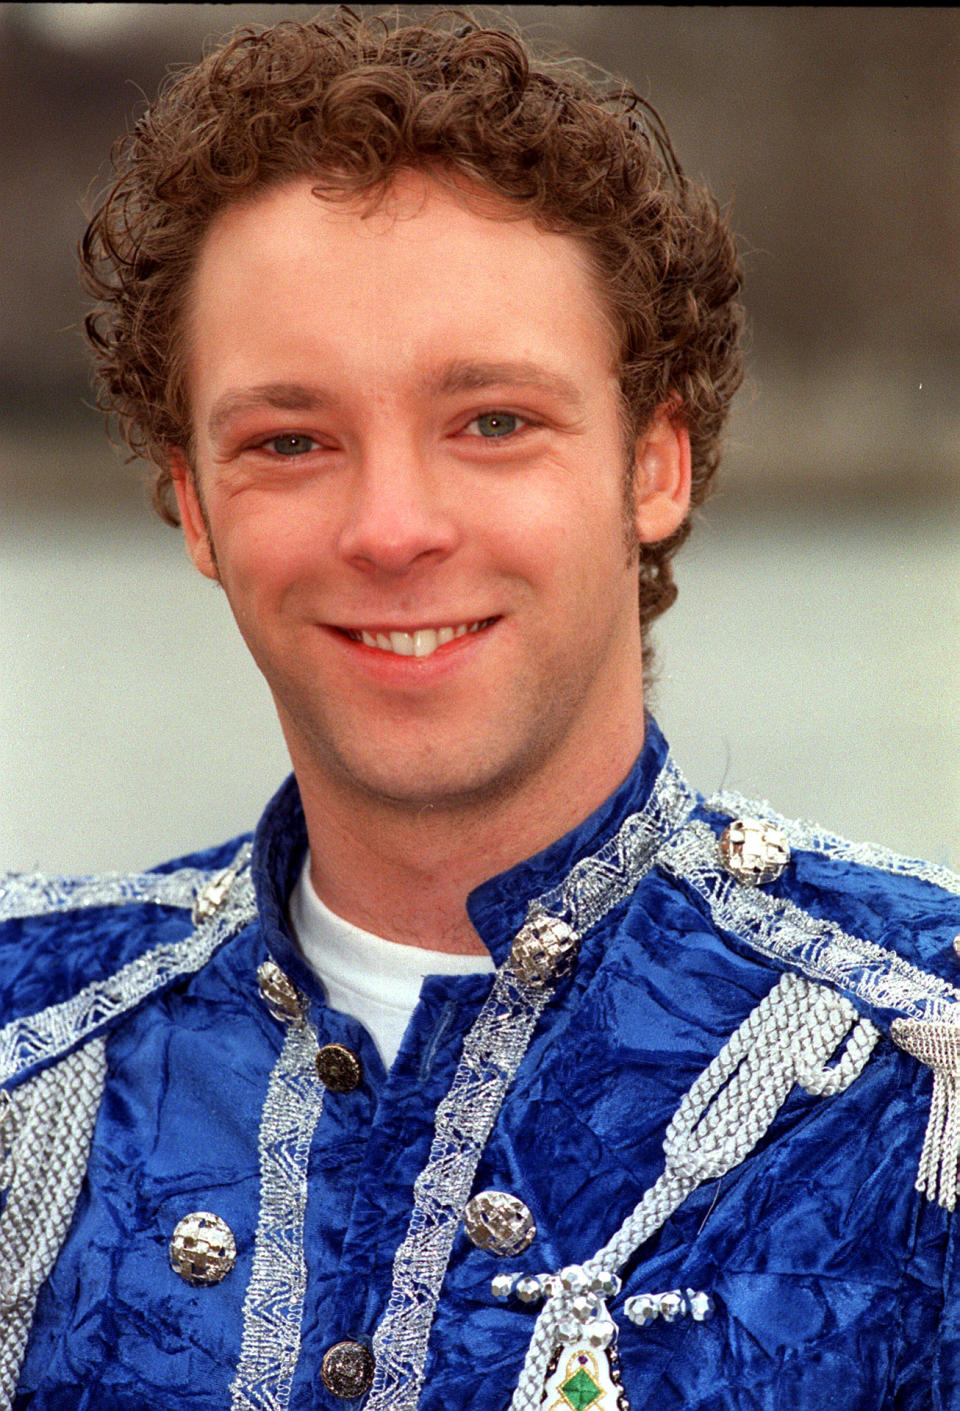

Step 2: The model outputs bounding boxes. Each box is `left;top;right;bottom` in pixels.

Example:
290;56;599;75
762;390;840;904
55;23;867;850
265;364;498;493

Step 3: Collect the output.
470;412;521;438
267;434;316;456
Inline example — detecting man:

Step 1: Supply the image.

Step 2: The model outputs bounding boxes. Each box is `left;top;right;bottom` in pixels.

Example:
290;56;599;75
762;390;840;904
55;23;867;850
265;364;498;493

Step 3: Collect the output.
2;11;959;1410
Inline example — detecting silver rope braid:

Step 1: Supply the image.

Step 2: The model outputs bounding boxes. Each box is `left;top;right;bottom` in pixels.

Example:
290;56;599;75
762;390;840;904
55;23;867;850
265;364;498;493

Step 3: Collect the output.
507;974;878;1410
0;1037;108;1404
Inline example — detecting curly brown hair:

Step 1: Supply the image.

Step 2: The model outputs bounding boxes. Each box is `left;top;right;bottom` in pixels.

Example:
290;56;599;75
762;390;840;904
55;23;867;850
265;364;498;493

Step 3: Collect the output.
81;6;743;633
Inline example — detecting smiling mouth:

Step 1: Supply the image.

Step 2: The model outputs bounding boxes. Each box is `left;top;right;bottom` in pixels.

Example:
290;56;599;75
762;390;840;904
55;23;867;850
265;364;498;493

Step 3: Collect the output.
337;619;498;659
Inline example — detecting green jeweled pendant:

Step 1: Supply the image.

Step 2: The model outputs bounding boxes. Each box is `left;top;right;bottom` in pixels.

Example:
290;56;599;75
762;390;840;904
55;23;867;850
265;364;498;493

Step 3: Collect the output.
560;1365;602;1409
542;1346;627;1411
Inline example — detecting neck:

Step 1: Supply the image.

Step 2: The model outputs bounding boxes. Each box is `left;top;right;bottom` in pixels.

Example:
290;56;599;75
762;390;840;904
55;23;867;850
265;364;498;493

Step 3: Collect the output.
286;713;646;955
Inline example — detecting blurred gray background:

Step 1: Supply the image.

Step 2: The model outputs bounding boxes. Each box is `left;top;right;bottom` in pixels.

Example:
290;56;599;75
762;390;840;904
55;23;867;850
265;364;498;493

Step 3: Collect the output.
2;4;958;875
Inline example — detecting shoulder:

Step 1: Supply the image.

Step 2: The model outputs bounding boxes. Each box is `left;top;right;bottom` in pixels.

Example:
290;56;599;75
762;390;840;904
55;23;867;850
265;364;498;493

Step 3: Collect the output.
654;783;960;1026
646;775;960;1207
0;833;256;1085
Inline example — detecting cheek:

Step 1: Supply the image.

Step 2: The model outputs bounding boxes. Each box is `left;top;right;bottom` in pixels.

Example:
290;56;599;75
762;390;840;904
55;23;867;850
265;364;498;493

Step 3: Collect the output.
213;496;326;596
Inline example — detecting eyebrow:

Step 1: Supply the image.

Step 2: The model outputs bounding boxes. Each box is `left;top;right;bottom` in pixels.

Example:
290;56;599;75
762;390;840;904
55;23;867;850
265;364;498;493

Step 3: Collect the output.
207;360;585;440
207;382;337;440
427;359;585;407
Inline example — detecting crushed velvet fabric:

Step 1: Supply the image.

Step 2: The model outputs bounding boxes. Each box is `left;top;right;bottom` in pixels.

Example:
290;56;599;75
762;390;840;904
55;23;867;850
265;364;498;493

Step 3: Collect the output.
3;717;960;1410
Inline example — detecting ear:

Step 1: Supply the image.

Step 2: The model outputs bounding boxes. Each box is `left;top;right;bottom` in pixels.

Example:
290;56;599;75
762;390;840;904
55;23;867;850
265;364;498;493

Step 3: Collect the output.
631;405;692;544
169;448;218;581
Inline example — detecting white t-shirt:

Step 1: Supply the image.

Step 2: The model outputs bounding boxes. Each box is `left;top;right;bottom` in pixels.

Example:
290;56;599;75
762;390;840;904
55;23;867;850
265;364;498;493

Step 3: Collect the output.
287;856;496;1069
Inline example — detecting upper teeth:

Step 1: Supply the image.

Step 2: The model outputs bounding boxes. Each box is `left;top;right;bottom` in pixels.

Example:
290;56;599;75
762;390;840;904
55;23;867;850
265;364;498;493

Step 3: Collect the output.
347;621;491;658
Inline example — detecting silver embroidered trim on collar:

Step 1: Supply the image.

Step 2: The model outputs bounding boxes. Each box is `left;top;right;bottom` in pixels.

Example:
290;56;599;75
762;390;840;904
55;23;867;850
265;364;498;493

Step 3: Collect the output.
0;842;251;922
534;758;696;932
0;846;256;1087
708;791;960;897
231;1015;325;1411
0;1036;107;1403
660;820;960;1020
365;754;698;1411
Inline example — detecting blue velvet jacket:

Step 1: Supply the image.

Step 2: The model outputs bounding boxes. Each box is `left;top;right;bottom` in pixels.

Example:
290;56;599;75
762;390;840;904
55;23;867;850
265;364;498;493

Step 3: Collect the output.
3;720;960;1411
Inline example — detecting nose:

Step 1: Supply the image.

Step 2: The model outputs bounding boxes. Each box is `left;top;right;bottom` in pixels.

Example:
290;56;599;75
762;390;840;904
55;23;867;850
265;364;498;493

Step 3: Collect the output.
337;444;460;575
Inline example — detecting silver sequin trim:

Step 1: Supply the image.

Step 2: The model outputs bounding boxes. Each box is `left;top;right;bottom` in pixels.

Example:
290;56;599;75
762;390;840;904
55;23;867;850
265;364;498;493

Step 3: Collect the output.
231;1019;325;1411
661;820;960;1020
0;1037;107;1403
365;754;697;1411
709;792;960;897
0;848;256;1086
0;843;251;921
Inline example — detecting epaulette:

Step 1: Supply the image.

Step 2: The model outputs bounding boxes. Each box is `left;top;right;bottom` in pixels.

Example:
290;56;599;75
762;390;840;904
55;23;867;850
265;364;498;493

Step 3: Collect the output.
0;840;257;1090
695;791;960;1210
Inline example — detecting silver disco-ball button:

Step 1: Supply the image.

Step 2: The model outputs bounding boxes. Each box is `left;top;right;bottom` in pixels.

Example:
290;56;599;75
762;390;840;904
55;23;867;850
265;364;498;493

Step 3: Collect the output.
463;1190;536;1257
257;960;303;1023
718;817;790;886
508;914;579;986
169;1211;237;1285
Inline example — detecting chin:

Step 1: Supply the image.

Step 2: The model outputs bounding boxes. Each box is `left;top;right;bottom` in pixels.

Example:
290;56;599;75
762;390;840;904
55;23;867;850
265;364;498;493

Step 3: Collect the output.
355;765;514;815
323;738;542;817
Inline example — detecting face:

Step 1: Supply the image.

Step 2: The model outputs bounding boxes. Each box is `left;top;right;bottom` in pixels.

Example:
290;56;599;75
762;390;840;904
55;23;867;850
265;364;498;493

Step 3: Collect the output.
173;172;688;822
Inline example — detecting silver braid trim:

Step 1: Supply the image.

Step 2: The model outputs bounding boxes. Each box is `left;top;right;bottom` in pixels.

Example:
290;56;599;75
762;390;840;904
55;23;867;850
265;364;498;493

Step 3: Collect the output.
0;850;257;1087
365;755;696;1411
0;846;251;921
0;1036;107;1404
660;820;960;1021
366;972;554;1411
509;974;875;1410
230;1019;325;1411
708;790;960;897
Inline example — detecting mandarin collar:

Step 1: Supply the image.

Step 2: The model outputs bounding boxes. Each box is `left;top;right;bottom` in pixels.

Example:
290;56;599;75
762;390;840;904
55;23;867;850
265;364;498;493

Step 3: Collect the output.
466;715;670;963
251;715;672;974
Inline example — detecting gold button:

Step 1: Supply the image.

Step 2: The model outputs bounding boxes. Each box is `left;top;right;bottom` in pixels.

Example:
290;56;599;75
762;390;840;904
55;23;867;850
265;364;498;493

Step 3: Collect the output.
320;1341;375;1397
316;1043;362;1093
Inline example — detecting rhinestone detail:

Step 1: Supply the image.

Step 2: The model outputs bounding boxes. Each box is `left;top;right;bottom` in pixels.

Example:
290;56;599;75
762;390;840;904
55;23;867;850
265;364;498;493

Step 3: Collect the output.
717;817;790;886
257;960;303;1023
169;1211;237;1285
508;913;579;986
624;1287;714;1327
320;1341;375;1398
316;1043;362;1093
463;1190;536;1257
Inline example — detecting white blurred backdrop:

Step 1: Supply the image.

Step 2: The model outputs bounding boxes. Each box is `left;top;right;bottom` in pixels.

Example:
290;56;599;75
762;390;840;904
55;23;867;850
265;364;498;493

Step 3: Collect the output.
2;5;958;874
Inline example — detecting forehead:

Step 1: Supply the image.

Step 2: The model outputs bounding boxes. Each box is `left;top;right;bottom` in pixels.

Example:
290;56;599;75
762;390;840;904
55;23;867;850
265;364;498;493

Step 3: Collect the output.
184;171;619;389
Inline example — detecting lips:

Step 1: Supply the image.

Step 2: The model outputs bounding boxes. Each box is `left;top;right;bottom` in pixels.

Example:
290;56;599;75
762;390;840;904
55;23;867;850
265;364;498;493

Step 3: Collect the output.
338;618;498;659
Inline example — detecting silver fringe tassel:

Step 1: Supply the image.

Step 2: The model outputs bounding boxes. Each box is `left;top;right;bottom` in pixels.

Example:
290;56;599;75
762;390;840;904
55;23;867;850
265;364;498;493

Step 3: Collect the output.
891;1017;960;1209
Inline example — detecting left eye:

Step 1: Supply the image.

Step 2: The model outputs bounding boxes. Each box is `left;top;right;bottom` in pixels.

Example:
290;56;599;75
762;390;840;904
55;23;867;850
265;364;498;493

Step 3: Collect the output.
265;434;317;456
465;412;523;439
